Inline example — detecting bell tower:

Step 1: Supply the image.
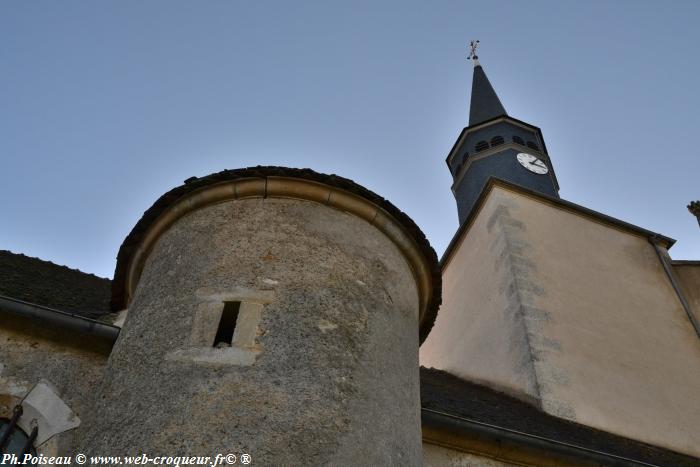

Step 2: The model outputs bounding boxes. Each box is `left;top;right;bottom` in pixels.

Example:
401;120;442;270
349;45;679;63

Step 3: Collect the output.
447;41;560;224
423;42;700;459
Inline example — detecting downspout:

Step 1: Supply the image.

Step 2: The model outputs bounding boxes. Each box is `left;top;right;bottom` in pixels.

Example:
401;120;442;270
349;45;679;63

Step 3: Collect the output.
648;236;700;341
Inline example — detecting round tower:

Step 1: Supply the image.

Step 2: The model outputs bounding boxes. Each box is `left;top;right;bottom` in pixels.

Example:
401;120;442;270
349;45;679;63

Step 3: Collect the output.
82;167;440;465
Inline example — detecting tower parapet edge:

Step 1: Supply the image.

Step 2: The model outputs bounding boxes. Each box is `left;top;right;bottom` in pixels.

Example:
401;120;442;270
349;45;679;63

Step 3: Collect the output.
80;166;440;466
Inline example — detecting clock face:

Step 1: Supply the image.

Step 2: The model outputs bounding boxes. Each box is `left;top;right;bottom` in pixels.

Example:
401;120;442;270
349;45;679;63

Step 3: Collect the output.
516;152;549;174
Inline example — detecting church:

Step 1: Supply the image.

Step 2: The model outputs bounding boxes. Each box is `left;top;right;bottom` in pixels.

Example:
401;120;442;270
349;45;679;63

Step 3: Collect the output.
1;45;699;466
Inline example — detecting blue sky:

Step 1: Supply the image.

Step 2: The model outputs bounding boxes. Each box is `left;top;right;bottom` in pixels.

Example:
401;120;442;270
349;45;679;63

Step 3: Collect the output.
2;1;698;279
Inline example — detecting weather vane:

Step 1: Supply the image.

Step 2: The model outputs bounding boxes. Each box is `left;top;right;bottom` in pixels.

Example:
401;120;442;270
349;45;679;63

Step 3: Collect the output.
467;40;480;61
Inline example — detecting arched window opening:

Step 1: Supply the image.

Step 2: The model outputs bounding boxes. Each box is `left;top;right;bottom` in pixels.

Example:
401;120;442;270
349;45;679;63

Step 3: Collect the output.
490;136;504;147
0;406;37;457
527;141;540;151
512;136;524;145
475;141;489;152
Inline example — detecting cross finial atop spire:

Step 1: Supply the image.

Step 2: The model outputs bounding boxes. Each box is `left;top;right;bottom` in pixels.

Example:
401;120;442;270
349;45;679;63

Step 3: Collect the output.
466;41;506;125
467;40;480;66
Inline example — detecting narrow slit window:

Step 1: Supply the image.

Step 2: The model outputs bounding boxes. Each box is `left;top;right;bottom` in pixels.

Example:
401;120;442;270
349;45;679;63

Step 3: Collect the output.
213;301;241;347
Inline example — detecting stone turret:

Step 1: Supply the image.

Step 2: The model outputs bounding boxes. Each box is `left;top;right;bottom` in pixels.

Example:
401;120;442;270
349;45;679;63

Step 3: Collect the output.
81;167;440;466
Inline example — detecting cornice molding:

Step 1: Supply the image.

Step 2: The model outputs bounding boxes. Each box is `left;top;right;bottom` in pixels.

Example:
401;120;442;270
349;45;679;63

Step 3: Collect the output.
121;176;437;341
450;143;555;192
446;116;546;165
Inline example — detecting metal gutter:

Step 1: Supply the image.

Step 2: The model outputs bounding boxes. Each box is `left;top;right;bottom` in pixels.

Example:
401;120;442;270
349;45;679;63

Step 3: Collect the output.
0;294;120;343
672;260;700;266
649;238;700;340
422;408;662;467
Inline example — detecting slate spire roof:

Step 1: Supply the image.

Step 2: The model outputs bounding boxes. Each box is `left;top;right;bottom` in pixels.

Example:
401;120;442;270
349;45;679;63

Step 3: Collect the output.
468;60;507;126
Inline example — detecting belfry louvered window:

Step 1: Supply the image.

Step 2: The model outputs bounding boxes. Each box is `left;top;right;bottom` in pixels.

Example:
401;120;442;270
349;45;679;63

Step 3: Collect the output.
475;141;489;152
527;141;540;151
490;136;504;147
0;405;37;457
512;136;524;145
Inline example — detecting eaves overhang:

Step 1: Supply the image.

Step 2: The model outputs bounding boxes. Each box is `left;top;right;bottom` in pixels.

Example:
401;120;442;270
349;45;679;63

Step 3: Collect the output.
0;294;120;344
422;408;692;467
111;166;442;344
445;114;548;166
420;367;699;466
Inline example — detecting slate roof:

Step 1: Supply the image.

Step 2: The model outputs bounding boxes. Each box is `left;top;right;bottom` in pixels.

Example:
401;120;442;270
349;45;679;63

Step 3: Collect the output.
420;367;700;467
469;64;507;126
0;250;111;319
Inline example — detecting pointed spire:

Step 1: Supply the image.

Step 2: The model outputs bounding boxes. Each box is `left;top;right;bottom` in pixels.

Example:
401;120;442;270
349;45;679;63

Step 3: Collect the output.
467;41;507;126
